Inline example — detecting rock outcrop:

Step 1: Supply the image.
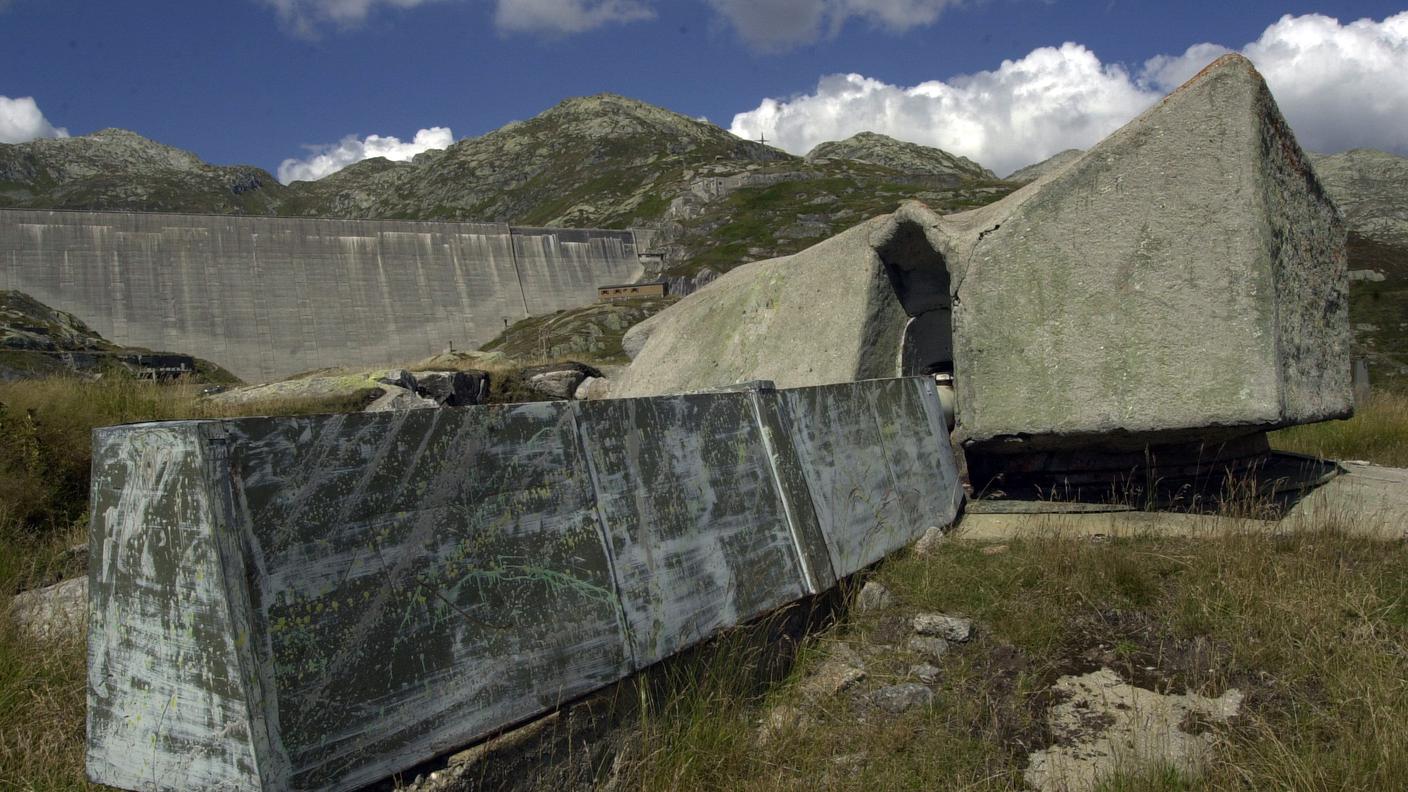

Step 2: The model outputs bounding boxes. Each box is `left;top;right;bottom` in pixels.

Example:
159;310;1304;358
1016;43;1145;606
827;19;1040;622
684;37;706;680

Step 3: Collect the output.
0;128;284;214
615;55;1352;461
1310;148;1408;249
1005;148;1084;182
805;132;995;182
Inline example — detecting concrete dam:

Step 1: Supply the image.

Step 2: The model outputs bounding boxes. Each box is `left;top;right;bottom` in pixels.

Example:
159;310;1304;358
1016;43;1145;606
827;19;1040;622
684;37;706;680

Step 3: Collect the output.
0;209;649;382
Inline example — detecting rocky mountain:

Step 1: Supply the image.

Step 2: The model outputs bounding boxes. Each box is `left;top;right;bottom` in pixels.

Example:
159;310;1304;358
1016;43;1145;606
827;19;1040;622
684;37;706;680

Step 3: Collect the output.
0;128;285;214
0;290;235;382
0;95;1018;278
279;94;791;227
1309;149;1408;388
805;132;994;182
1311;148;1408;250
1006;149;1084;182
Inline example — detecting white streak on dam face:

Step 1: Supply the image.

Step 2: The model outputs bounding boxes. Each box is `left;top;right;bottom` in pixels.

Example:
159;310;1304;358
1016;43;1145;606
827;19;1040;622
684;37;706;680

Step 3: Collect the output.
0;210;647;382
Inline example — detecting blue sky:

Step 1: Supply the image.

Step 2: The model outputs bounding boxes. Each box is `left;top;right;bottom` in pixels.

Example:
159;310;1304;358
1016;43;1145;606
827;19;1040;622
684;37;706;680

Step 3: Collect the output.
1;1;1406;179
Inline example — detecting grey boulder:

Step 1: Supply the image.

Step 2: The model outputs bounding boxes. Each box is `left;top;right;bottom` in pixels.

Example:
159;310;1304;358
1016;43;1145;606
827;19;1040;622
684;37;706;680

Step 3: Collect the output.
612;54;1351;460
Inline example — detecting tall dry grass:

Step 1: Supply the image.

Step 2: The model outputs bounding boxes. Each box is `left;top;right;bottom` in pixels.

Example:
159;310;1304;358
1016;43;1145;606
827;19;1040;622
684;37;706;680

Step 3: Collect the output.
0;375;370;790
1271;390;1408;467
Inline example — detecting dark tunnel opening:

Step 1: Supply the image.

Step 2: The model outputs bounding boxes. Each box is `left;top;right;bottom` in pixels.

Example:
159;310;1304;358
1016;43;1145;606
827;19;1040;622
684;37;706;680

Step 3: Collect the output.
875;218;955;378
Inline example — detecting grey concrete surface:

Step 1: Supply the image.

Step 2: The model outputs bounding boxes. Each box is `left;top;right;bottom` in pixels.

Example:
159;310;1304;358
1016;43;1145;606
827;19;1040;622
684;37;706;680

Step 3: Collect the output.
86;375;961;792
614;55;1352;456
0;210;647;382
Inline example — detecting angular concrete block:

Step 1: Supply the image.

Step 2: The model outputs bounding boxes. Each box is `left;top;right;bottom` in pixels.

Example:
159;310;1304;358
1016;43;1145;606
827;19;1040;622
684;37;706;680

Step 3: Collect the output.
576;394;811;665
773;377;963;574
89;407;633;792
614;55;1350;457
611;219;909;398
87;377;962;791
949;54;1350;451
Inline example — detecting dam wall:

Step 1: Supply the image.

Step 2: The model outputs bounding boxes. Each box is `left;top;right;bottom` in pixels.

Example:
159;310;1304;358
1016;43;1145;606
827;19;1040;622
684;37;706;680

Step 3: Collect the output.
86;376;963;792
0;209;647;382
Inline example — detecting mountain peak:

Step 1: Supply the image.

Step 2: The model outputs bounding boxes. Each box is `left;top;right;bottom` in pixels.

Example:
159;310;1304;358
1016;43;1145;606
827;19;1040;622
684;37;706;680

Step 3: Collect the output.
805;132;994;180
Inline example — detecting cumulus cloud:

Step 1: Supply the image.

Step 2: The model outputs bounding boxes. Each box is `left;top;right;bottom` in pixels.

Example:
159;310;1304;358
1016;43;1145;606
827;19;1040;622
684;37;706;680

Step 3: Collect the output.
0;96;68;144
278;126;453;183
730;11;1408;176
731;43;1154;177
1144;12;1408;156
260;0;447;36
705;0;958;51
494;0;654;35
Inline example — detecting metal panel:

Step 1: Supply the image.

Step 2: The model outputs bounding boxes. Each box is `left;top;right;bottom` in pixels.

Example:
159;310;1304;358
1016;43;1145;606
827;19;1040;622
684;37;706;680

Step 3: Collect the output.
86;376;963;792
574;394;808;666
87;423;270;791
222;406;632;791
774;377;963;575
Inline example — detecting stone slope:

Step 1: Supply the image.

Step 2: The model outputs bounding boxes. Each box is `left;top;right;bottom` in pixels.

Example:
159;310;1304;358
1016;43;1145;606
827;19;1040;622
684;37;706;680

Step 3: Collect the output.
0;128;285;214
1006;149;1084;182
1311;148;1408;249
805;132;995;182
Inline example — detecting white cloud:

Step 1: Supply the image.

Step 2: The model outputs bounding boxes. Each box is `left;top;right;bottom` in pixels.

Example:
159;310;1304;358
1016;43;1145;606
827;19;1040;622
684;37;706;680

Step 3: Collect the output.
0;96;68;144
730;11;1408;177
731;43;1155;177
705;0;958;51
494;0;654;35
1143;12;1408;156
278;126;453;183
260;0;447;36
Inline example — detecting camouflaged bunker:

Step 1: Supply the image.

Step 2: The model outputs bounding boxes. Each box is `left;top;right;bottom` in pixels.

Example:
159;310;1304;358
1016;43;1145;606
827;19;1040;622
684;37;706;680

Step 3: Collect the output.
615;54;1352;482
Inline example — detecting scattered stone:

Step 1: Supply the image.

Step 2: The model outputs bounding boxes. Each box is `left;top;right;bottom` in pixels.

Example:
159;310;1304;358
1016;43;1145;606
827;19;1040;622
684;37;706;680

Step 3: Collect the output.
909;663;941;684
373;368;417;390
204;374;386;409
9;576;87;641
757;704;810;745
797;643;867;702
907;635;950;661
981;544;1010;556
414;370;489;406
871;683;934;714
912;613;972;642
1024;667;1243;792
573;375;610;401
522;362;603;400
913;525;947;556
1349;269;1387;282
854;581;892;613
364;384;438;412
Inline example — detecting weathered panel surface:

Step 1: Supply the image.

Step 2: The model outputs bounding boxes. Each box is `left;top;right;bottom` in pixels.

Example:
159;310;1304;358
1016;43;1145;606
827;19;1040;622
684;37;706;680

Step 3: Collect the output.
775;378;963;573
224;407;632;791
576;394;808;665
88;376;962;792
0;210;645;382
87;424;270;790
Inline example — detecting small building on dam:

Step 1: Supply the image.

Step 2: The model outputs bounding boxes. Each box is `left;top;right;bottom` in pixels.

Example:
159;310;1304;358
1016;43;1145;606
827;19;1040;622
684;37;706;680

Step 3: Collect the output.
0;208;651;382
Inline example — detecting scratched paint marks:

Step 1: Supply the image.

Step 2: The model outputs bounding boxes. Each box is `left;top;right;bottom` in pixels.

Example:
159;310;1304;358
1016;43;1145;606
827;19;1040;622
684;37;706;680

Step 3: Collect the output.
775;378;963;576
576;394;808;666
86;377;964;792
224;405;630;792
87;423;265;791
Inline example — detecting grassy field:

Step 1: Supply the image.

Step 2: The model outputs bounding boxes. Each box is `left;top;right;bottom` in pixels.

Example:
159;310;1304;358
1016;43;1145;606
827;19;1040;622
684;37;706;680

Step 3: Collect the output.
615;521;1408;791
1270;390;1408;467
0;378;1404;791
